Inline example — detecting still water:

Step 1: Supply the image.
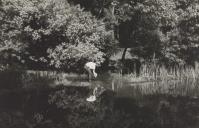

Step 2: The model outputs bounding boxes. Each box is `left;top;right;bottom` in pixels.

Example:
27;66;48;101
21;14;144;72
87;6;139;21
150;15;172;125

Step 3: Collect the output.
0;72;199;128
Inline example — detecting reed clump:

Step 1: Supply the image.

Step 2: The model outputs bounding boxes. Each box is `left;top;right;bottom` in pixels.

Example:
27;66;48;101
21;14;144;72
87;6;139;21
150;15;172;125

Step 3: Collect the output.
122;62;199;83
111;62;199;97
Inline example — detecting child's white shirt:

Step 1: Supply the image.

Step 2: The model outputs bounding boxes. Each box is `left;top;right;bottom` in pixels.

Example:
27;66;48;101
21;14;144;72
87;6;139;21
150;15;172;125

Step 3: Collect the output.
85;62;96;70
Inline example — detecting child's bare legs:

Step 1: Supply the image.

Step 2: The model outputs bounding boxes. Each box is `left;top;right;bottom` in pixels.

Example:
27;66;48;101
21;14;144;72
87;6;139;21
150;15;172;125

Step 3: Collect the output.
84;66;92;82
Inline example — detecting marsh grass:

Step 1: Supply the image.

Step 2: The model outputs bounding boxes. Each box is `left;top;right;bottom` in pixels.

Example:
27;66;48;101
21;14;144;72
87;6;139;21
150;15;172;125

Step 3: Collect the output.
121;62;199;83
107;62;199;97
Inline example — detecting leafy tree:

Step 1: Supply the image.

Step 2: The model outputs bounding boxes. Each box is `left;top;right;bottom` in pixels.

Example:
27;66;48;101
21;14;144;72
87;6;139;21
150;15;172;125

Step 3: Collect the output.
0;0;113;71
170;0;199;65
115;0;199;65
153;0;199;65
49;0;199;67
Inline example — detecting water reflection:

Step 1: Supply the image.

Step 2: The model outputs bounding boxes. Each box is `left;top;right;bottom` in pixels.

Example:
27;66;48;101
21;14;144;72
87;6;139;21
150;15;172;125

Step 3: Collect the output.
85;73;199;99
1;71;199;128
114;79;199;98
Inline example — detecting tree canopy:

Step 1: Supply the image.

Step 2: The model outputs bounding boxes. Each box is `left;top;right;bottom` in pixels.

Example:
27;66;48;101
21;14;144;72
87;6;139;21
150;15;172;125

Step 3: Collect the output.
0;0;199;71
0;0;113;71
113;0;199;64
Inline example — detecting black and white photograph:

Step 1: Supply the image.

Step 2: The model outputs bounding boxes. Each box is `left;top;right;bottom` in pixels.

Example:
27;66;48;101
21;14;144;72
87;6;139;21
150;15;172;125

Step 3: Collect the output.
0;0;199;128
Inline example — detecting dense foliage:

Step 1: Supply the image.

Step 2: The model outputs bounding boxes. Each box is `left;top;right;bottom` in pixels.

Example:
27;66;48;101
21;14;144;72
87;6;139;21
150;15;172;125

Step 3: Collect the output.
0;0;113;71
0;0;199;71
69;0;199;65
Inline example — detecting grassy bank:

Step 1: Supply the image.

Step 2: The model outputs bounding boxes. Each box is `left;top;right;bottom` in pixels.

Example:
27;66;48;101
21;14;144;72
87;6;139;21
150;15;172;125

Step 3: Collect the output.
1;62;199;92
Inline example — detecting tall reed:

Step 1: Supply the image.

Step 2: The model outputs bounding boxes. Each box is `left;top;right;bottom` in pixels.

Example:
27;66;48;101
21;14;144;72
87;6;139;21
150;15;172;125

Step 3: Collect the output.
119;62;199;83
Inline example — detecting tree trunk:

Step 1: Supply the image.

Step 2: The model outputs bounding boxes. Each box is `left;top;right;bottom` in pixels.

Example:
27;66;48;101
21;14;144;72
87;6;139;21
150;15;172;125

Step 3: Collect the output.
121;47;128;62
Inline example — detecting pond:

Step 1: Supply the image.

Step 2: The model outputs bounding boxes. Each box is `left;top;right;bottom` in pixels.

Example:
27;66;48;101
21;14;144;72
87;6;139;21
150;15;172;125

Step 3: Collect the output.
0;71;199;128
